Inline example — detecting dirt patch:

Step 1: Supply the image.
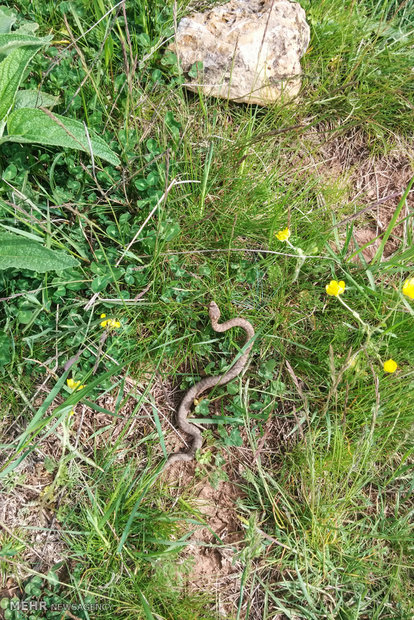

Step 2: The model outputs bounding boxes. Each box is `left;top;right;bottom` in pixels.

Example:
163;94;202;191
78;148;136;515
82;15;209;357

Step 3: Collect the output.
290;126;413;262
0;372;172;583
161;400;301;619
0;459;65;581
349;150;414;261
164;460;244;618
25;372;175;465
317;132;414;262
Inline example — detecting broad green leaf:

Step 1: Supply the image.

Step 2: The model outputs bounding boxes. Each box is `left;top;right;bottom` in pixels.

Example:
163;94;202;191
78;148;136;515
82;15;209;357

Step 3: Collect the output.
0;44;45;120
0;33;51;55
7;108;121;166
0;6;16;34
0;232;79;272
0;223;44;241
14;22;39;35
14;89;59;110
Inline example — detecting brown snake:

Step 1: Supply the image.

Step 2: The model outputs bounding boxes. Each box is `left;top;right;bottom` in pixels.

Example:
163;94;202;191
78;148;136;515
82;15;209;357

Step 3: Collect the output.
165;301;255;468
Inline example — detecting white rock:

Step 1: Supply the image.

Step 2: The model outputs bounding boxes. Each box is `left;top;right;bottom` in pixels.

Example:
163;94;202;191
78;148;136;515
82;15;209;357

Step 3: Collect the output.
170;0;310;106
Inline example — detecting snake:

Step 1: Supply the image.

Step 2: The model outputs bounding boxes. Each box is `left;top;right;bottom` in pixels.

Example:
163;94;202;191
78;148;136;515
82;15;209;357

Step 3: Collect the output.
165;301;255;468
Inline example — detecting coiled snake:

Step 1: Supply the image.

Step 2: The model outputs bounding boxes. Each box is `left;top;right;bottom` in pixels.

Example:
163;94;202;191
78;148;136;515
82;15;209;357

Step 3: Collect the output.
165;301;255;468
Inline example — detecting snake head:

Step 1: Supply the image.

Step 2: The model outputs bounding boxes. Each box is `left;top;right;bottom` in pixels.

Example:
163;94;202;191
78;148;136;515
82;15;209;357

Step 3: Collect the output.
208;301;220;323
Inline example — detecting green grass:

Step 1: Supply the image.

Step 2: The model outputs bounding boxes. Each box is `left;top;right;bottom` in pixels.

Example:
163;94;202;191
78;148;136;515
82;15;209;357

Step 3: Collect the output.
0;0;413;618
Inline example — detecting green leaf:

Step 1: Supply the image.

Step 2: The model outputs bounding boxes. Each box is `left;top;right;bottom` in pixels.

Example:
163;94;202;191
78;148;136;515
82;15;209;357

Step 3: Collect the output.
6;108;121;166
259;359;277;380
0;542;21;557
137;589;156;620
220;426;243;447
0;33;51;55
161;52;177;66
46;567;59;586
15;22;39;35
0;44;45;121
0;223;44;241
226;382;239;395
146;138;158;153
91;274;112;293
195;399;210;415
17;310;33;324
14;88;59;110
134;178;147;191
0;232;79;272
188;60;203;78
0;6;16;34
1;162;16;180
0;597;9;609
0;333;11;366
165;110;180;141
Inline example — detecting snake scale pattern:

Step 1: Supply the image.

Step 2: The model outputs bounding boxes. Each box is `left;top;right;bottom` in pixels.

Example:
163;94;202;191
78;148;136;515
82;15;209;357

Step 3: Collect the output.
165;301;255;467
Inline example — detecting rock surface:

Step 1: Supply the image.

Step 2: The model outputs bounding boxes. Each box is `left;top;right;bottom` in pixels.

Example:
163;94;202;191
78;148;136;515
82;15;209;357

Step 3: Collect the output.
170;0;310;106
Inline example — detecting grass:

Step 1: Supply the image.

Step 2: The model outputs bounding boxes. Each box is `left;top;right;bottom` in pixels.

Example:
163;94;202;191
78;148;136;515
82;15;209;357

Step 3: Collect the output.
0;0;413;618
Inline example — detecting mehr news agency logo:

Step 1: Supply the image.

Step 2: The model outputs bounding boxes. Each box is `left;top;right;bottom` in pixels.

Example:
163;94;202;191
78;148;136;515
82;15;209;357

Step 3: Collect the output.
9;599;111;612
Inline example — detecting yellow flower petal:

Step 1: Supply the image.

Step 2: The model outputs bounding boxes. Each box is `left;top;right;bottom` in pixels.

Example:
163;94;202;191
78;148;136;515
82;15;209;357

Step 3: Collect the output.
100;313;106;318
326;280;345;297
66;378;85;391
276;227;291;242
383;359;397;373
402;277;414;299
101;318;121;329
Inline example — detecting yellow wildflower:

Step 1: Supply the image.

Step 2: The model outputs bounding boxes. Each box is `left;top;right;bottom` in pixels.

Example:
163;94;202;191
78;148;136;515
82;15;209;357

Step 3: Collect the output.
67;378;85;391
326;280;346;297
402;277;414;300
276;227;291;242
100;313;107;318
100;318;121;329
383;359;397;373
